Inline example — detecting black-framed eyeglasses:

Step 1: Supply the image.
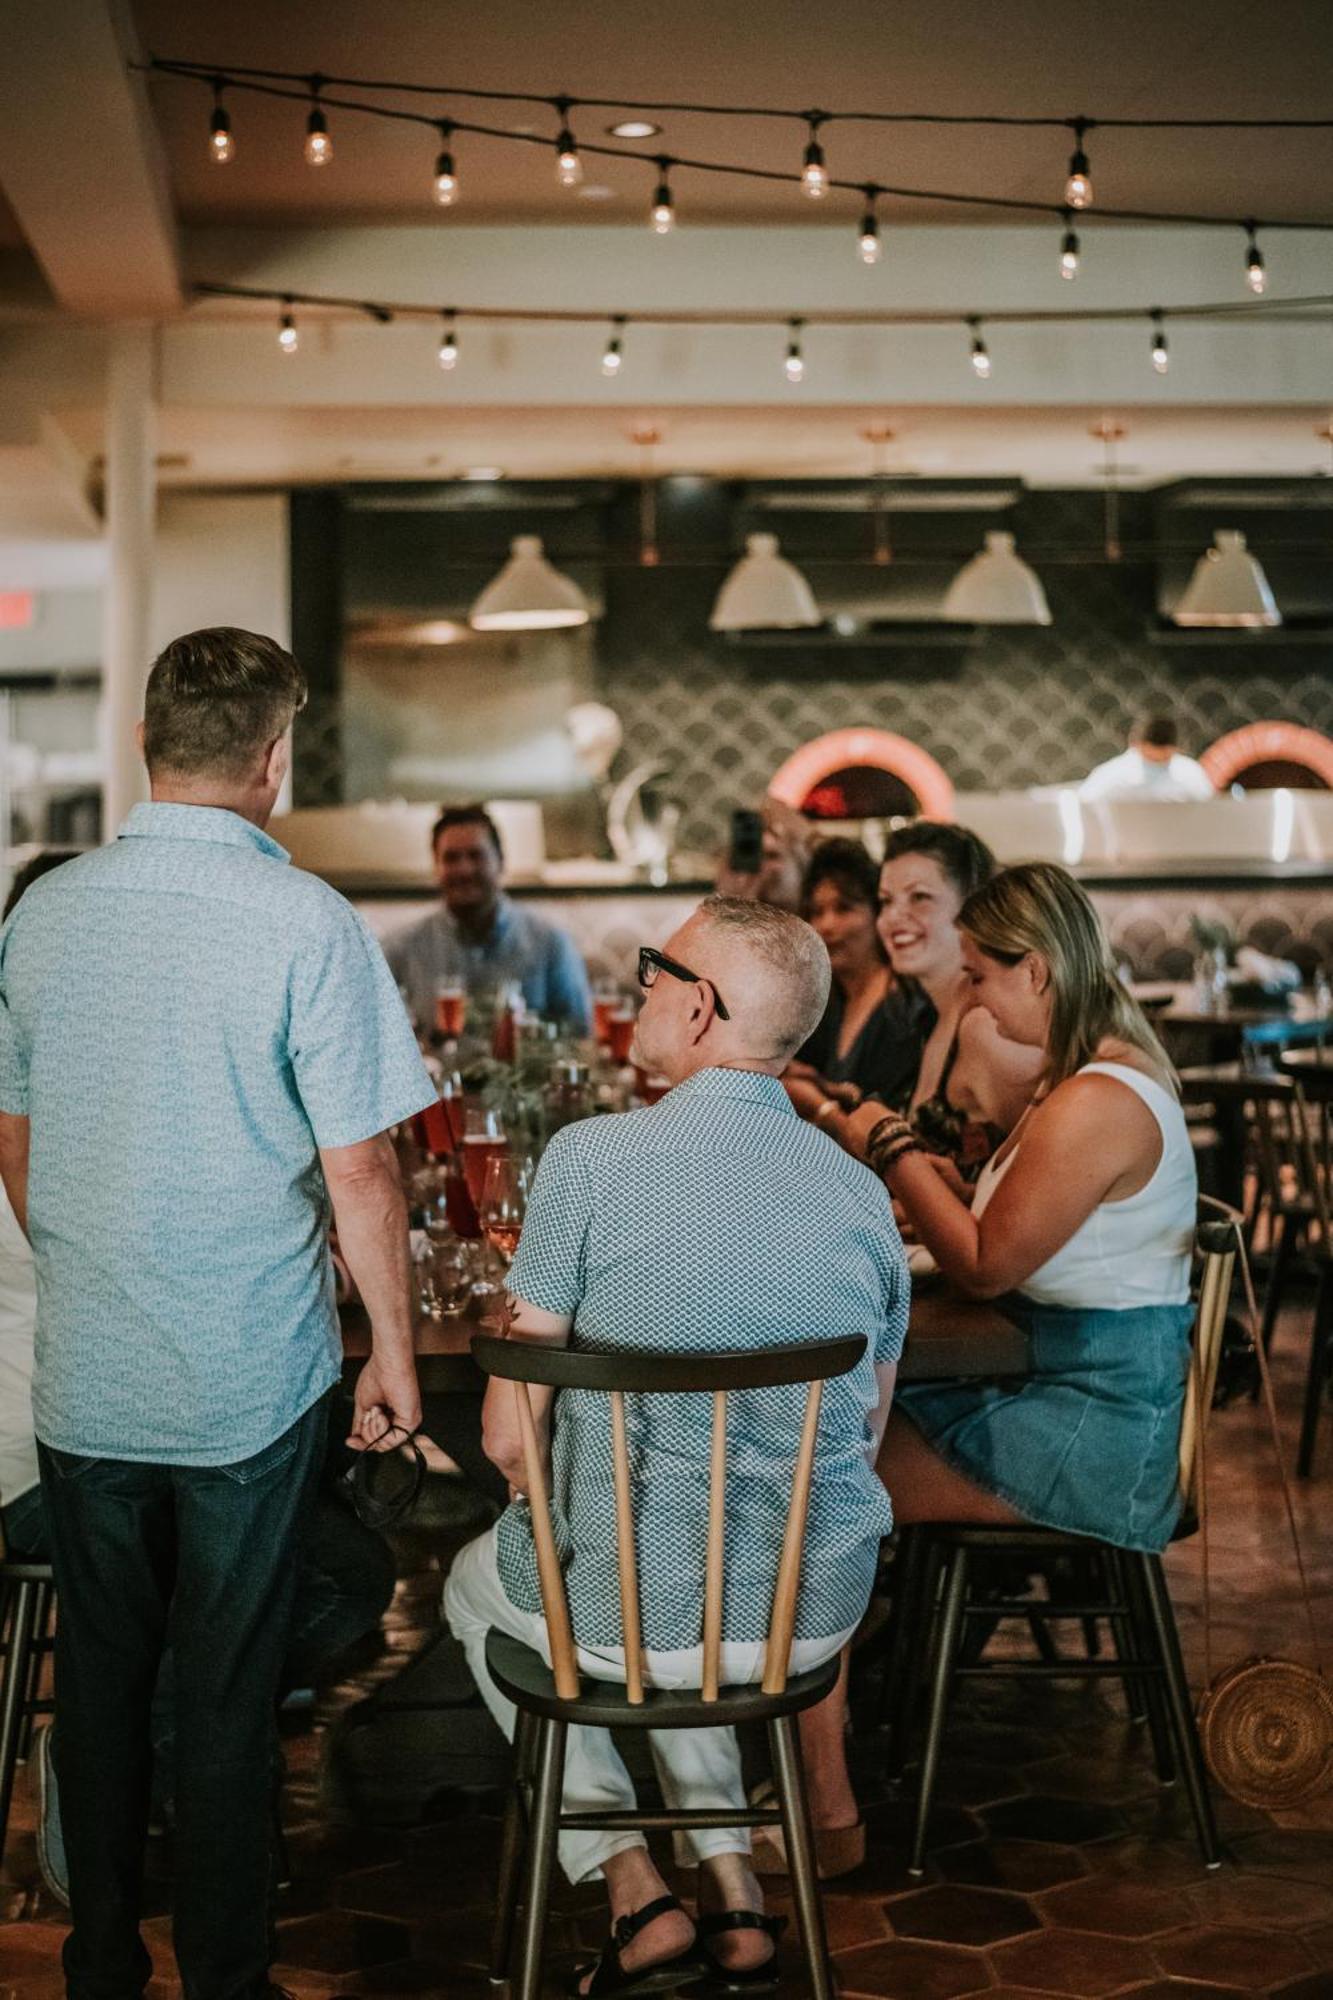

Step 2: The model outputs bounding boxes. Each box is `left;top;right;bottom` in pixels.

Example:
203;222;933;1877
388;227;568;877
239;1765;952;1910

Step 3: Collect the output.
637;945;731;1020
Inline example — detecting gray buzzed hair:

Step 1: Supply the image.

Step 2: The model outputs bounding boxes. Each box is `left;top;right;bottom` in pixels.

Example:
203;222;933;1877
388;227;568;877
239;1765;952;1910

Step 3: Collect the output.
697;894;832;1059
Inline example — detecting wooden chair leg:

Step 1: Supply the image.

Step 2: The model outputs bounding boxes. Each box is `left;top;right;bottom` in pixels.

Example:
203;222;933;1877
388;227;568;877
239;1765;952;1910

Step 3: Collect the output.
909;1543;968;1878
489;1708;536;1989
1103;1547;1149;1726
1113;1548;1176;1786
0;1579;39;1854
1296;1266;1333;1480
1260;1211;1297;1353
767;1713;835;2000
1136;1554;1221;1869
514;1718;567;2000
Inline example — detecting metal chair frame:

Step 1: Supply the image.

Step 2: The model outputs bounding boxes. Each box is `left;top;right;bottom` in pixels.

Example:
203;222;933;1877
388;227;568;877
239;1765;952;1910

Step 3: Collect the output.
877;1219;1237;1877
471;1332;867;2000
0;1559;56;1854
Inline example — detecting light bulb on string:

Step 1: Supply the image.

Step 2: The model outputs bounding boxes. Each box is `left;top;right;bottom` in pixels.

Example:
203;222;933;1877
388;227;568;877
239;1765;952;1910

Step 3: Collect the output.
858;187;882;265
601;318;625;377
1245;223;1267;296
554;102;583;187
968;318;991;380
1064;119;1092;208
437;313;459;370
208;81;234;165
277;303;299;355
433;122;459;206
304;83;332;168
650;160;675;234
1150;312;1169;375
1059;214;1080;280
784;320;806;384
801;117;829;199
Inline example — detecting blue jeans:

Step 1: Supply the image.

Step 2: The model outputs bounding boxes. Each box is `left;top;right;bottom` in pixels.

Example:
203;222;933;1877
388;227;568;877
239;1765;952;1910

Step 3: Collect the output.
37;1395;329;2000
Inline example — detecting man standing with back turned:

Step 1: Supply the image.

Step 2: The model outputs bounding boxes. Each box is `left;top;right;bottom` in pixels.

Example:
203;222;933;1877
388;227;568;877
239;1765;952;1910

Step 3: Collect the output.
0;630;435;2000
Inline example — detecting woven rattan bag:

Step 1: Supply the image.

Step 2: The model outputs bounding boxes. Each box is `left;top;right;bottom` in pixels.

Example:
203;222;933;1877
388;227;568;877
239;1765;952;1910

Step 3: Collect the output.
1192;1217;1333;1808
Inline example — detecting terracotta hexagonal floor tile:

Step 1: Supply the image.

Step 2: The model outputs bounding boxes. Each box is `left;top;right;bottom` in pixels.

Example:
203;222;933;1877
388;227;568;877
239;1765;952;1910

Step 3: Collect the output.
887;1883;1040;1947
834;1936;990;1999
1154;1925;1316;1990
1037;1876;1196;1937
1229;1829;1333;1884
991;1925;1157;1995
1268;1979;1333;2000
865;1797;983;1854
931;1759;1031;1808
937;1838;1089;1893
1079;1834;1213;1887
1186;1872;1333;1931
1112;1984;1250;2000
1022;1754;1161;1807
981;1796;1129;1847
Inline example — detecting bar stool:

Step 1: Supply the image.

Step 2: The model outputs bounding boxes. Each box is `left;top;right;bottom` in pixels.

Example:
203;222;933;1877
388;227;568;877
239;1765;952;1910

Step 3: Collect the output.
879;1218;1237;1876
472;1331;867;2000
0;1558;56;1853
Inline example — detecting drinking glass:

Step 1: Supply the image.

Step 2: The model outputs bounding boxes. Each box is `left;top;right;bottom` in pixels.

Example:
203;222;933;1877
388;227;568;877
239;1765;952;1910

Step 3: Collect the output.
462;1104;508;1210
606;1002;638;1065
435;982;467;1039
592;979;620;1048
429;1235;474;1318
479;1152;528;1267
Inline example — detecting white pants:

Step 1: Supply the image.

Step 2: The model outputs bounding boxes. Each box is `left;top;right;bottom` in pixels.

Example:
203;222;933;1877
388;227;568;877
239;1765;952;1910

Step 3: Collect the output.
442;1527;851;1885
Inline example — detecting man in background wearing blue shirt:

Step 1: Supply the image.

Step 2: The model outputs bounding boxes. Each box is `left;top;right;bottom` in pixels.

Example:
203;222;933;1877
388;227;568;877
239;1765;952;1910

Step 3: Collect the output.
386;805;593;1035
0;629;434;2000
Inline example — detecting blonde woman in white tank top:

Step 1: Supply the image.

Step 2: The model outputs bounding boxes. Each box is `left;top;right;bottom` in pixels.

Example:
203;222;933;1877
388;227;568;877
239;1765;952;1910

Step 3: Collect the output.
794;865;1198;1846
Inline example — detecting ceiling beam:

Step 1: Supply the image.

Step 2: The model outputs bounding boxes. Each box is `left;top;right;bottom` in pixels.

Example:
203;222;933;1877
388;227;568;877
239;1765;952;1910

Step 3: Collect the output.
0;0;182;318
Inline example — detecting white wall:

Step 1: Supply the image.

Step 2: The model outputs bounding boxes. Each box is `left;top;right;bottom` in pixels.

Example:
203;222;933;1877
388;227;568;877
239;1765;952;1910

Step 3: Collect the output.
150;492;289;656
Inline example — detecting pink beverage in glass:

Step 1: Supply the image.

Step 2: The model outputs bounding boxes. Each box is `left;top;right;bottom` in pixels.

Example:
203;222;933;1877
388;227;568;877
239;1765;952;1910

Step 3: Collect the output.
419;1097;454;1155
607;1006;637;1064
492;1005;518;1065
438;1075;465;1150
462;1135;508;1209
593;994;616;1046
486;1219;523;1263
435;986;466;1038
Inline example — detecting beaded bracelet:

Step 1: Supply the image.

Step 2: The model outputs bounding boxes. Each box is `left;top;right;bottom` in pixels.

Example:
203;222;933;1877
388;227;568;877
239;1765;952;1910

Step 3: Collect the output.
866;1114;922;1178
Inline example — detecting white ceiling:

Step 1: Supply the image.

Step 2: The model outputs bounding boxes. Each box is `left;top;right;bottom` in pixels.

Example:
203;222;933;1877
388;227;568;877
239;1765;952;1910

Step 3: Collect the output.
1;0;1332;524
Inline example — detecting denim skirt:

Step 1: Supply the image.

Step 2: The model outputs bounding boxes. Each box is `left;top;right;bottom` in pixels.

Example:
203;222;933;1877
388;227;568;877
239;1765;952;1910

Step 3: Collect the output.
893;1296;1195;1553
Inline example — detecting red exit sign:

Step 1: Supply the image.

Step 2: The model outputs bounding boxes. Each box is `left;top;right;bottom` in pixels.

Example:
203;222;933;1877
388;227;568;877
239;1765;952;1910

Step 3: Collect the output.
0;593;35;630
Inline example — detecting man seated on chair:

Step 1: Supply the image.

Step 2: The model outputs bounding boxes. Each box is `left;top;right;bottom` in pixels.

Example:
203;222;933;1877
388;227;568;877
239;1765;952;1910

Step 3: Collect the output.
443;895;907;1998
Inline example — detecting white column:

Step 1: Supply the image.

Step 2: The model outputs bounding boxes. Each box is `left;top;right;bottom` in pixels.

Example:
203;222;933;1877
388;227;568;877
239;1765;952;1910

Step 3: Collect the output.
99;324;157;838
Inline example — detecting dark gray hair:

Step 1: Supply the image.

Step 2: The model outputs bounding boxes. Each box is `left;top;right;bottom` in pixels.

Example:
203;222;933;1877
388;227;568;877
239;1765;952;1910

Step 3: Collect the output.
142;628;307;781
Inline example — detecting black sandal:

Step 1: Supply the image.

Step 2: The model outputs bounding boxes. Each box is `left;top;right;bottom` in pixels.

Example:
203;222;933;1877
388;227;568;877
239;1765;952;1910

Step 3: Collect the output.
696;1911;786;1996
566;1893;706;1998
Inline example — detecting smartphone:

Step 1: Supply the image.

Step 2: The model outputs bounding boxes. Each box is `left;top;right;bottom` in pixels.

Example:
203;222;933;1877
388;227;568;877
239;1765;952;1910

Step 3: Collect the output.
728;808;765;876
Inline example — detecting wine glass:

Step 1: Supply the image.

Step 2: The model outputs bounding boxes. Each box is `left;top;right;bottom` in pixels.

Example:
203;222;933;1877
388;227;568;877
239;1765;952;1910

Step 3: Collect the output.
479;1152;528;1268
429;1235;474;1319
462;1104;507;1210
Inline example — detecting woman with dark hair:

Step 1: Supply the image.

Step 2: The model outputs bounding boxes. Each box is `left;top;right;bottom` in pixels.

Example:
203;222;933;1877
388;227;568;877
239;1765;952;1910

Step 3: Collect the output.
789;838;929;1107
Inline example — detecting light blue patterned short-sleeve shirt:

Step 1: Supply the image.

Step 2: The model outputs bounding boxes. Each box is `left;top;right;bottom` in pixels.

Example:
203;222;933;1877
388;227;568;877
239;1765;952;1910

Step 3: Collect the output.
498;1066;908;1650
0;804;435;1466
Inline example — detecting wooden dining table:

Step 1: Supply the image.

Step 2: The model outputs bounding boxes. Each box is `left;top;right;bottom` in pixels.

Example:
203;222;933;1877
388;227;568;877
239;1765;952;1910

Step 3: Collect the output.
340;1277;1032;1394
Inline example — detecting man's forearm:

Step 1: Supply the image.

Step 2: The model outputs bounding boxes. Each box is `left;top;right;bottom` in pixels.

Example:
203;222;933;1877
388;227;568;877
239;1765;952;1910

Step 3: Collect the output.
327;1152;414;1363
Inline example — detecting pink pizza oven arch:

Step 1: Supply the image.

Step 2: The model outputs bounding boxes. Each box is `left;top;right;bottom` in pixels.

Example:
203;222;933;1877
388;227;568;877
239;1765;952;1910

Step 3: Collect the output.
1200;722;1333;791
768;727;956;820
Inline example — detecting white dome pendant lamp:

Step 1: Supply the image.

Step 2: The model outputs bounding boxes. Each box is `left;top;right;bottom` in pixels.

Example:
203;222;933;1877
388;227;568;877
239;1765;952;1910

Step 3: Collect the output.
469;536;591;631
709;532;821;632
1172;530;1281;628
942;530;1052;626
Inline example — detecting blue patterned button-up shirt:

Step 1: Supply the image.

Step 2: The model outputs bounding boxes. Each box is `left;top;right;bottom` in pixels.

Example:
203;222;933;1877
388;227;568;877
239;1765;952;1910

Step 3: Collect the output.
385;895;593;1035
0;804;434;1466
498;1066;908;1650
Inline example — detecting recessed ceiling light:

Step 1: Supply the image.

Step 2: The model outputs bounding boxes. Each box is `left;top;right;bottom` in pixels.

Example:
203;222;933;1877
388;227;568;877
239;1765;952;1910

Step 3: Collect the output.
460;467;505;481
607;119;662;140
576;183;618;201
